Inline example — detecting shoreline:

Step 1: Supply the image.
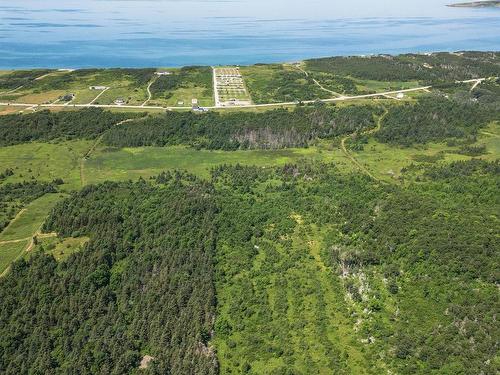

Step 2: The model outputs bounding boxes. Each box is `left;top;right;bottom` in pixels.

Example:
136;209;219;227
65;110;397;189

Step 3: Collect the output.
0;50;498;72
447;1;500;8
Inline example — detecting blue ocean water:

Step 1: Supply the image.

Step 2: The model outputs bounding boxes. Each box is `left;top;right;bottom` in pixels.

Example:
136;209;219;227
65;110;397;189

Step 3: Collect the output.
0;0;499;69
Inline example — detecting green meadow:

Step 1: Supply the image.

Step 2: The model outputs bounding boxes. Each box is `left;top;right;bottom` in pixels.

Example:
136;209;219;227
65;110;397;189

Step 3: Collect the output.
0;140;92;190
85;145;339;182
0;240;30;275
0;121;497;191
349;121;500;182
0;193;63;242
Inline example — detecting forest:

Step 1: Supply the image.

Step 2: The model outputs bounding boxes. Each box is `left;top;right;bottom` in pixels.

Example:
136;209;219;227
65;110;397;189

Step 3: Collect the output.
0;109;140;146
102;105;380;150
0;159;497;374
1;177;218;374
376;94;499;145
307;52;500;83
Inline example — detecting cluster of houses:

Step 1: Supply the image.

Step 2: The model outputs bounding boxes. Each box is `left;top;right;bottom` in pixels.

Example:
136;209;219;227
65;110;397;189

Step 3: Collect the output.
214;67;251;107
86;71;208;109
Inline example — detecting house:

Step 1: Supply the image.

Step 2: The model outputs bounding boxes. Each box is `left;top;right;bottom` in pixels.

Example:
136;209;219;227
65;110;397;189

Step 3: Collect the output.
192;98;199;109
114;98;125;105
89;86;107;90
155;71;172;76
193;107;208;112
396;93;405;99
61;93;75;102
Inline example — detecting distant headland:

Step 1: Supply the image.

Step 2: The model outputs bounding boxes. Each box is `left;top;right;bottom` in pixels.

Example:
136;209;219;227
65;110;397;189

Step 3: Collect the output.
447;1;500;7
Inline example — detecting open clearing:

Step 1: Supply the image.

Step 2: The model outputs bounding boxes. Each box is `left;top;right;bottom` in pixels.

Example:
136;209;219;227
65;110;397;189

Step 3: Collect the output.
85;145;339;181
0;193;63;274
0;140;92;190
30;236;89;262
0;193;62;242
0;240;30;274
350;121;500;182
0;120;497;191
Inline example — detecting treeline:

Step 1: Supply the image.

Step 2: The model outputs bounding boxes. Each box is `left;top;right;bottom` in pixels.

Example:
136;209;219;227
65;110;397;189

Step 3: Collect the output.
0;178;218;374
307;51;500;83
103;105;380;150
0;181;58;231
376;94;499;145
0;108;141;146
424;159;500;180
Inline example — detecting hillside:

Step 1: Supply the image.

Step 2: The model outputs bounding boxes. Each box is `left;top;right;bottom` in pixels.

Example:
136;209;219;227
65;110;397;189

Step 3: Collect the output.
0;52;498;374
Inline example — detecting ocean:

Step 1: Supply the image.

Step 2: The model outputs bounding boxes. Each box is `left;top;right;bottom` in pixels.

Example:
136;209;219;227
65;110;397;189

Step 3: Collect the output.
0;0;499;69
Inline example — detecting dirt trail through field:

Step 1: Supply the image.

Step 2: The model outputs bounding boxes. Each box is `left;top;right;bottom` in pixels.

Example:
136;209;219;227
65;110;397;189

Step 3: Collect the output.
340;107;388;182
291;63;343;97
0;208;27;235
80;117;142;186
0;237;31;245
142;75;158;106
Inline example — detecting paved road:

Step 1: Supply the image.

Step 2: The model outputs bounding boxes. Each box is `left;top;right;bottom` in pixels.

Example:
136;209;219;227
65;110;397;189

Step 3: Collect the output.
0;78;493;112
0;86;430;111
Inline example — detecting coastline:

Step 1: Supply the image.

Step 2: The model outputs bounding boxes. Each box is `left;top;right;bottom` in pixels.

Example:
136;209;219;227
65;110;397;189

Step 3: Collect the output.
447;1;500;8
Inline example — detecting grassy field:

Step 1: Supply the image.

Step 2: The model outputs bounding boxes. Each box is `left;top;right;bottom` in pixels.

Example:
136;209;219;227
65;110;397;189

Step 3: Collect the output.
148;67;214;107
85;144;343;182
0;193;64;275
349;121;500;182
0;105;21;115
1;119;497;191
352;78;422;92
240;64;332;104
0;193;63;241
0;140;92;190
0;69;154;106
0;240;30;275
